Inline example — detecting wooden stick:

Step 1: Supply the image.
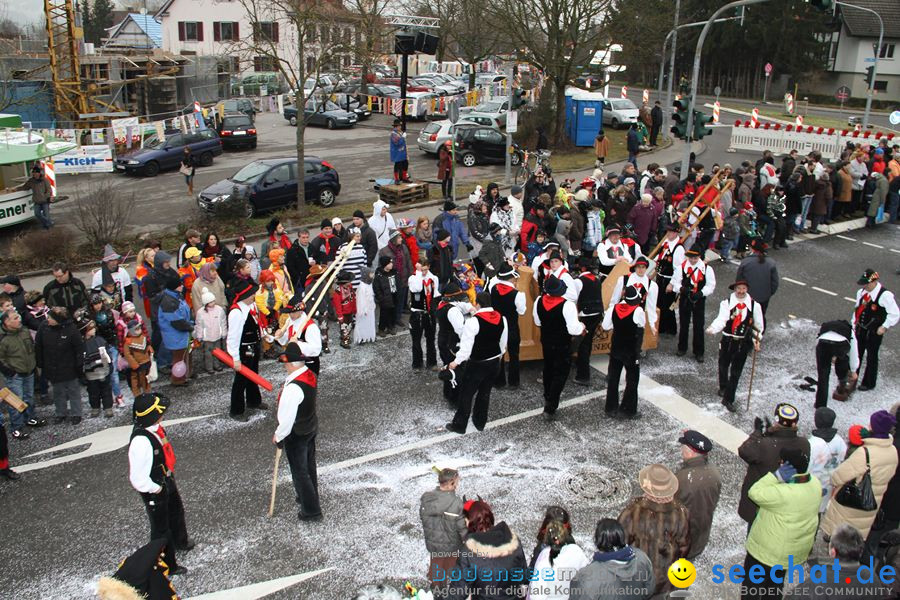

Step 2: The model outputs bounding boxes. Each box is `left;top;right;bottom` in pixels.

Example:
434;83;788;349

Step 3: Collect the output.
746;348;759;412
300;239;357;304
267;447;282;517
648;171;725;260
677;179;735;246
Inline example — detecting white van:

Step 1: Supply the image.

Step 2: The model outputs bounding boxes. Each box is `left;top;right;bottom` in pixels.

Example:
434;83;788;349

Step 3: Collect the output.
602;98;640;129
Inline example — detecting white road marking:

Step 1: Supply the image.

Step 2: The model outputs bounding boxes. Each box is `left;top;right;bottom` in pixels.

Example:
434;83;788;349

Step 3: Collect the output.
812;286;838;296
891;249;900;255
186;568;334;600
836;235;857;242
783;277;807;286
788;314;797;319
844;297;857;303
863;242;884;249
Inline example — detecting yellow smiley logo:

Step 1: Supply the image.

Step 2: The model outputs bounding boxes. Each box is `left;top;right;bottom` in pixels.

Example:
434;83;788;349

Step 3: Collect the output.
668;558;696;588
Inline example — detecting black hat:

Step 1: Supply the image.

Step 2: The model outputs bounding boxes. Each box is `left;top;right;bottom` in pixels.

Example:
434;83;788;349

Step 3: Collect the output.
97;539;174;600
443;200;458;212
511;184;523;195
318;218;331;229
0;274;21;287
353;209;366;219
605;227;621;238
543;241;560;251
495;197;510;208
814;406;837;430
548;250;563;262
775;402;800;426
857;268;879;285
442;279;466;298
133;393;170;427
379;255;393;268
436;229;451;241
336;269;354;284
624;285;642;305
280;341;306;363
233;282;256;303
750;239;768;253
684;245;702;257
665;223;680;232
577;255;596;271
678;430;712;454
497;264;518;279
632;256;650;268
266;217;280;235
165;277;182;292
282;295;304;312
543;275;566;297
728;279;749;291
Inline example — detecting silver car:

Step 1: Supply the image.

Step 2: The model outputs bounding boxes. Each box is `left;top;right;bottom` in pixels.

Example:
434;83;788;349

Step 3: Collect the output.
459;99;508;125
416;119;478;154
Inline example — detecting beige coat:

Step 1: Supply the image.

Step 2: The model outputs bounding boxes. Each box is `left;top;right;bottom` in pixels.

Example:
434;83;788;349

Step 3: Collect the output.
821;436;898;538
836;167;853;203
190;275;226;311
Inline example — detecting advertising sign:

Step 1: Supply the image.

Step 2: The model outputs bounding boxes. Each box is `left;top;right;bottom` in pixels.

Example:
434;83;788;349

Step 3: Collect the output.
54;145;114;174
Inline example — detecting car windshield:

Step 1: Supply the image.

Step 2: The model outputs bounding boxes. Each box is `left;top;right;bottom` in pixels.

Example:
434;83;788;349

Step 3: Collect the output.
611;99;637;110
142;134;162;148
224;116;252;127
479;101;503;112
230;161;269;183
323;101;342;111
423;122;441;134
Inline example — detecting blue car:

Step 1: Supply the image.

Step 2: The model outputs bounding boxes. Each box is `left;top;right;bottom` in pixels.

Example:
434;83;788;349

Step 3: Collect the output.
114;129;223;177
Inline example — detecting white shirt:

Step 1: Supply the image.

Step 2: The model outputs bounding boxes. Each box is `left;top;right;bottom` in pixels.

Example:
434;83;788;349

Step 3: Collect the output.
547;265;578;303
817;329;860;372
708;292;765;339
454;308;508;363
275;367;311;442
657;238;686;279
277;313;322;358
532;296;584;336
92;266;132;299
226;300;256;363
445;302;470;339
508;195;524;233
597;240;630;267
670;259;716;297
602;304;646;330
528;544;590;600
530;252;550;281
607;272;659;330
488;280;526;316
128;423;165;494
852;283;899;329
408;270;441;310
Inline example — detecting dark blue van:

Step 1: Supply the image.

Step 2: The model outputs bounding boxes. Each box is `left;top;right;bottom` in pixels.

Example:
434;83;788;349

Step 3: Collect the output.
114;129;223;177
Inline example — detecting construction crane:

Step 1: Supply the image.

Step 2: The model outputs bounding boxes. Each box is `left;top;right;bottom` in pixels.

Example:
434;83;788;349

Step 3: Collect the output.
44;0;89;124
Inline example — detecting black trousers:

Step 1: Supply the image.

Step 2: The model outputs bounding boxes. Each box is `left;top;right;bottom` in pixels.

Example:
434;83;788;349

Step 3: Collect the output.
772;217;787;247
697;228;716;252
230;349;261;416
815;340;850;408
606;353;640;415
650;124;660;146
657;283;678;335
856;326;883;388
450;358;500;431
719;337;752;406
378;303;396;331
542;341;572;414
741;553;784;599
575;316;601;381
495;328;521;387
678;295;706;358
86;378;113;409
140;476;189;569
441;178;453;199
410;311;437;368
0;422;8;465
284;430;321;519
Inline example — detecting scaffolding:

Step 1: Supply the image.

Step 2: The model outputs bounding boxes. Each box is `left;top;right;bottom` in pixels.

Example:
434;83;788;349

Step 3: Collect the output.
44;0;88;122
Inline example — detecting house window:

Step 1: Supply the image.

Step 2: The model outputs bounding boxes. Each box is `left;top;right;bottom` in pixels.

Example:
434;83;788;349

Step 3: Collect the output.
878;43;895;59
214;22;239;41
254;56;277;71
319;26;329;45
253;22;279;43
178;21;203;42
874;80;887;92
306;56;315;73
231;56;241;73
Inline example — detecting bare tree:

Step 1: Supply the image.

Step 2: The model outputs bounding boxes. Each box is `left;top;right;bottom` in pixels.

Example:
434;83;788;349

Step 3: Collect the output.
491;0;612;145
345;0;388;95
446;0;498;90
404;0;457;64
72;180;135;247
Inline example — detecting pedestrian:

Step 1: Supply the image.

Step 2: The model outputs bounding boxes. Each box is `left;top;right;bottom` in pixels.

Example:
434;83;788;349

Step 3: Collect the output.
311;220;338;265
255;270;284;341
569;518;655;599
527;506;589;600
302;265;331;354
43;263;88;316
569;257;603;386
128;392;192;576
332;270;356;349
655;224;685;336
737;403;809;527
156;278;193;386
602;285;645;419
390;118;410;183
437;141;453;200
793;524;892;599
821;410;898;540
330;217;349;246
593;132;609;167
177;247;208;312
415;216;434;259
224;258;253;307
419;467;467;587
190;262;226;313
286;229;313;294
431;230;454;291
274;297;322;374
834;161;854;221
432;201;471;260
354;268;377;346
273;342;322;522
849;151;869;215
350;211;378;268
675;430;722;559
368;199;396;251
851;269;898;391
225;282;268;421
507;185;525;240
649;101;662;146
742;447;820;600
445;292;507;434
144;251;179;371
17;165;53;229
192;290;226;375
379;229;413;325
866;171;888;228
808;407;847;516
408;258;439;371
396;218;421;265
91;245;134;303
35;307;84;424
489;197;516;257
606;256;658;335
618;464;690;598
626;194;660;253
814;319;859;407
864;404;900;563
444;500;527;599
260;219;291;270
134;245;157;317
671;245;716;362
123;318;153;396
626;123;640;169
201;232;232;281
180;147;196;196
79;319;113;419
534;275;584;420
0;310;47;438
544;249;579;303
707;279;764;412
490;264;525;389
266;248;294;300
596;228;632;280
373;256;397;336
340;228;368;289
177;229;202;270
437;281;470;404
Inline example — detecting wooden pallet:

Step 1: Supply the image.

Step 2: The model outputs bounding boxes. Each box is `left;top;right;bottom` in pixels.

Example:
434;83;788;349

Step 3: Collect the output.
379;182;429;204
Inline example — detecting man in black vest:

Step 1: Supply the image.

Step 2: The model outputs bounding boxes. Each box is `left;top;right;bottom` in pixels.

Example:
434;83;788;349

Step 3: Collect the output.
490;263;525;389
852;269;899;391
437;281;470;404
707;279;764;412
534;275;585;420
602;285;646;418
445;292;507;434
572;256;604;385
408;258;441;370
670;245;717;362
226;282;269;420
274;342;322;522
128;392;193;575
815;319;859;407
656;223;685;336
275;297;322;375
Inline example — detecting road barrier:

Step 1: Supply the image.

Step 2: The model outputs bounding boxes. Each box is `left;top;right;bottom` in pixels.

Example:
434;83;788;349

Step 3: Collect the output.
621;86;628;99
713;101;720;123
728;121;895;160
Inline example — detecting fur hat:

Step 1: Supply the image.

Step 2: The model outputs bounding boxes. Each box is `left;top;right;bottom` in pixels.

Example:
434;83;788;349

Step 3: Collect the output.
638;464;678;498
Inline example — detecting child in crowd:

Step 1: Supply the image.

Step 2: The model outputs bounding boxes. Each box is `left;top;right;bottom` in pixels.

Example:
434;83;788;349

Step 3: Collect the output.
374;256;397;336
81;319;113;418
354;267;377;345
332;270;357;349
525;230;547;265
24;291;49;338
808;407;848;516
719;207;741;263
457;263;484;305
0;294;14;315
123;319;153;396
193;289;227;374
737;201;758;258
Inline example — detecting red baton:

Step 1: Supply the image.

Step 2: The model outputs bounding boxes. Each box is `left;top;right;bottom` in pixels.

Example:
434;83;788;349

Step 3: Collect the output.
212;348;274;391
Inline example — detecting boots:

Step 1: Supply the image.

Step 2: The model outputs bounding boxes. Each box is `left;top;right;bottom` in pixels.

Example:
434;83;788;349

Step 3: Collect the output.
401;170;412;183
832;382;850;402
89;408;100;418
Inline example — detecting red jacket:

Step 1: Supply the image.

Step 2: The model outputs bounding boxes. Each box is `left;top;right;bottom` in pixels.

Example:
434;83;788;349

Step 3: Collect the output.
402;232;420;264
332;284;356;320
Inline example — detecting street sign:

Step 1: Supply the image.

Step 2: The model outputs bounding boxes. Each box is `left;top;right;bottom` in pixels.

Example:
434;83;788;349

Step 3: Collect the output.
764;63;773;74
506;109;518;133
890;110;900;126
835;86;851;101
714;86;721;97
864;57;876;62
448;99;459;123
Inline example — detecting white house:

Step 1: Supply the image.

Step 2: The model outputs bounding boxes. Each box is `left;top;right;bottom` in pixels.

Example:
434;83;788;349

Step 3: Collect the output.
104;13;163;50
153;0;358;80
816;0;899;100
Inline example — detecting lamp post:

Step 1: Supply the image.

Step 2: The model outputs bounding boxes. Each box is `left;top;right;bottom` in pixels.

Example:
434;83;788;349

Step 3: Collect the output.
833;1;883;129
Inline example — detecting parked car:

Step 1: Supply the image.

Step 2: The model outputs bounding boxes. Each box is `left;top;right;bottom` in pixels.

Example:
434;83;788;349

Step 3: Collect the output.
459;99;508;125
231;72;286;96
602;98;639;128
417;120;479;154
302;74;341;96
376;78;434;93
410;76;458;96
217;113;257;150
199;157;340;216
420;72;467;94
114;129;222;177
282;101;357;129
217;98;258;122
454;126;518;167
458;113;503;129
331;94;372;119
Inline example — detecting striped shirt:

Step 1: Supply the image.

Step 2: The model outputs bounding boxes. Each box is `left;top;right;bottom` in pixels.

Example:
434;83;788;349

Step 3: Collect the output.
339;243;368;289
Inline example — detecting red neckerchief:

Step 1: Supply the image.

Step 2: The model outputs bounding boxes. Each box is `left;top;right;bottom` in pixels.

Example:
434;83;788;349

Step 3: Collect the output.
495;281;517;296
731;302;748;334
855;293;871;322
437;300;448;311
288;317;313;340
541;295;565;310
688;264;703;293
156;425;176;472
475;310;502;325
297;368;317;388
615;303;638;319
423;278;434;310
580;272;597;282
318;233;333;256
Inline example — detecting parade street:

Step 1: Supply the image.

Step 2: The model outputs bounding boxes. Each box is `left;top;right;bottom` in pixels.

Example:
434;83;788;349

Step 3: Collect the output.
1;222;897;600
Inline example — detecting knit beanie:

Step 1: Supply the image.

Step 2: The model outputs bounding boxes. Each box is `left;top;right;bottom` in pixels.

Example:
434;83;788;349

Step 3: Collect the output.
870;410;897;439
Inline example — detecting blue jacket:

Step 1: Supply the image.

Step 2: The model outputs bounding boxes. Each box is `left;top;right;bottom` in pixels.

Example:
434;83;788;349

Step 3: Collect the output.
157;289;194;350
390;130;407;163
432;210;470;259
627;128;640;154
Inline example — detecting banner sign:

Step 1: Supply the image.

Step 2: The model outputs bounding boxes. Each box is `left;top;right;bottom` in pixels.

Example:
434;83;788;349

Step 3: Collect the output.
54;145;115;174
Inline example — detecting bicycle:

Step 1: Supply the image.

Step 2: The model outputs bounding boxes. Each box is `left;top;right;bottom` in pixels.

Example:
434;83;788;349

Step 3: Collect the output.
512;145;552;185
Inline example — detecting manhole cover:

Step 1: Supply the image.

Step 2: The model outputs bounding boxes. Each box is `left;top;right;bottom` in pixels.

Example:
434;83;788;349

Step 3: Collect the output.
556;466;634;509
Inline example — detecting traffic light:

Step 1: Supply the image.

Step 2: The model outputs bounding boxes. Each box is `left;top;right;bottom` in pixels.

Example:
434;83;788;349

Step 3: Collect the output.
671;98;689;140
693;110;714;140
806;0;833;11
863;66;875;86
512;88;527;109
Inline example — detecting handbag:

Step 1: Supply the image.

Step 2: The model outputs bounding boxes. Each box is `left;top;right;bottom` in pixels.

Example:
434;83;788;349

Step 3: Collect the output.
834;447;878;511
147;357;159;383
179;163;192;176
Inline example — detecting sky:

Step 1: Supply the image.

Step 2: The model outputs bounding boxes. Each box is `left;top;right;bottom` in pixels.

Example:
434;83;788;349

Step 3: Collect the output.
4;1;45;28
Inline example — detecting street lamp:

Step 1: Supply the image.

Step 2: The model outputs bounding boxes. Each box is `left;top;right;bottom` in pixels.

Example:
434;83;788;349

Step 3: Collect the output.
830;1;883;129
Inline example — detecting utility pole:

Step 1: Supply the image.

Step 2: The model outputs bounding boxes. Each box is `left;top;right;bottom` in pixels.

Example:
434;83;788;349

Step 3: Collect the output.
833;1;883;129
504;63;515;183
665;0;681;135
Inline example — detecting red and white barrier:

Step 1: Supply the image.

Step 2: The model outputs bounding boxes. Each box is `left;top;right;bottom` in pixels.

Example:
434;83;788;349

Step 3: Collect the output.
784;93;794;114
712;101;720;124
642;89;649;104
729;121;895;161
42;160;57;197
750;108;760;128
795;115;804;127
621;86;628;99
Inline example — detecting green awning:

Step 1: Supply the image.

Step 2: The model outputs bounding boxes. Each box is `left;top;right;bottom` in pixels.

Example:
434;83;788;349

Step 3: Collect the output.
0;114;23;128
0;129;78;166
